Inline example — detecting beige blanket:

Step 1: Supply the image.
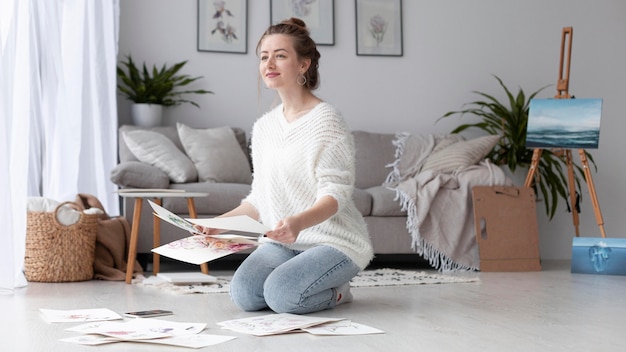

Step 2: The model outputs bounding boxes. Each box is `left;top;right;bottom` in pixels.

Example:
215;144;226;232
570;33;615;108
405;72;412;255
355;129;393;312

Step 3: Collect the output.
75;194;143;280
384;133;512;271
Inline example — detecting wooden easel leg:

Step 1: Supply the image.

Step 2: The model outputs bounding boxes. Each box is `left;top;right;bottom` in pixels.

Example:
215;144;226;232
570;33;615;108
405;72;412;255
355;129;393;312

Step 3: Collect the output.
524;149;543;188
578;149;607;238
565;150;580;237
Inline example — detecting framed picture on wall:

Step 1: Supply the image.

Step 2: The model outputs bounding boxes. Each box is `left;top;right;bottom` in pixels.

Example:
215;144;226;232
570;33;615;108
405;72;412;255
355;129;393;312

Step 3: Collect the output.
355;0;403;56
270;0;335;46
198;0;248;53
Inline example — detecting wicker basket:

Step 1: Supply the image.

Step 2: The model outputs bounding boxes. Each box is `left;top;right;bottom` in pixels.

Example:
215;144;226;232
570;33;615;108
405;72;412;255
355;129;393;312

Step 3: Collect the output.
24;201;99;282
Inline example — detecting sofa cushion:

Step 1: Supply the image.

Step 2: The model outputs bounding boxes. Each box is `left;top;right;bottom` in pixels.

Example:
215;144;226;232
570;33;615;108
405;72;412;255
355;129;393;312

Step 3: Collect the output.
119;125;185;163
110;161;170;189
352;188;372;216
367;186;406;216
422;135;499;173
123;130;198;183
353;131;397;189
118;125;250;165
177;123;252;184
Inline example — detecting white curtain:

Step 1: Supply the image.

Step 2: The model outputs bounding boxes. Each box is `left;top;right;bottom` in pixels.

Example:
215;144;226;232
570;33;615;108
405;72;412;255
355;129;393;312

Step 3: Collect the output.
0;0;120;291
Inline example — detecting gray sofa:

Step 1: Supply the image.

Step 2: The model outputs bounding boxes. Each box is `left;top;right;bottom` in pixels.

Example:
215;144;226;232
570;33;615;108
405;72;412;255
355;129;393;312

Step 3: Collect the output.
111;125;415;262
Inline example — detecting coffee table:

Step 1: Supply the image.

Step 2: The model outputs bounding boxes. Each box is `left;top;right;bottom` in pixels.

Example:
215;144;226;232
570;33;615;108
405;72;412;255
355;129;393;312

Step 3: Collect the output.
118;191;209;283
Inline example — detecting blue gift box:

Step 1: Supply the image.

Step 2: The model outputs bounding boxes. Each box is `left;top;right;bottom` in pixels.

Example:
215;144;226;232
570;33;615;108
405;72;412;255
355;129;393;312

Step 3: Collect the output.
571;237;626;276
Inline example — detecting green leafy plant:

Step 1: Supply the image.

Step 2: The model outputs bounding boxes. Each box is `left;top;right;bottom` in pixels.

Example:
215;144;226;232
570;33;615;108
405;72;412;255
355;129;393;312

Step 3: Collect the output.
438;75;596;219
117;54;213;108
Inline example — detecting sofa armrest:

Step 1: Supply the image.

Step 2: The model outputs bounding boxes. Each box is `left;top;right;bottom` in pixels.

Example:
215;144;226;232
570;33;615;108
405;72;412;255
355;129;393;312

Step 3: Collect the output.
110;161;170;189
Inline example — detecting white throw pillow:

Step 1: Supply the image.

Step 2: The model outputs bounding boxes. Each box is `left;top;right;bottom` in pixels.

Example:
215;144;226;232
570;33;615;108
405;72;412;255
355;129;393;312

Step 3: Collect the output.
177;123;252;184
123;130;198;183
422;135;500;173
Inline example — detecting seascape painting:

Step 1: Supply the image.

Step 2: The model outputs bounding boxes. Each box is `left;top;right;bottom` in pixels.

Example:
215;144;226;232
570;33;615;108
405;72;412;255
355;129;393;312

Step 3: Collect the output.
526;98;602;149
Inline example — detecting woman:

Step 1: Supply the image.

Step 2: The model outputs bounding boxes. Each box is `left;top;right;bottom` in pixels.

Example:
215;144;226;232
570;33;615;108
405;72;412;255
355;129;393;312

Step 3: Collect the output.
197;18;373;314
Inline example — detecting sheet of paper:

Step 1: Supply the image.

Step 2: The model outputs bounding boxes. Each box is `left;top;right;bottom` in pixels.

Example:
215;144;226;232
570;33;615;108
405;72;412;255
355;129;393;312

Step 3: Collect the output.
156;272;217;284
39;308;122;323
60;335;119;346
134;334;237;348
148;200;269;235
217;313;344;336
61;334;236;348
302;320;385;335
152;235;257;265
148;200;204;235
187;216;271;234
67;318;206;340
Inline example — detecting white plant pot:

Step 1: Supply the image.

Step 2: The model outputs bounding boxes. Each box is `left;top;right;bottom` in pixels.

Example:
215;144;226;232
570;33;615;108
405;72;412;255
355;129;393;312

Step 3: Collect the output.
131;103;163;127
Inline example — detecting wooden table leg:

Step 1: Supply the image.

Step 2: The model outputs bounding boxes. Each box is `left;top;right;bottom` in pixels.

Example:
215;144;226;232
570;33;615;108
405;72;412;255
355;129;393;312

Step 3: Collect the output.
125;198;143;284
187;197;209;274
153;198;162;275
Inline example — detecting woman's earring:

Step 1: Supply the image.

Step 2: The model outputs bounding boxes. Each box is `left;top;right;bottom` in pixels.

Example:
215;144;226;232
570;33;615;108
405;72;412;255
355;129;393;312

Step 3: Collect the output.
296;73;307;86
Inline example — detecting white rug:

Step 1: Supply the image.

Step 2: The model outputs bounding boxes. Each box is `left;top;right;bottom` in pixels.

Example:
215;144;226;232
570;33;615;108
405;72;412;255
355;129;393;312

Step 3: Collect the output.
137;269;479;295
349;268;479;287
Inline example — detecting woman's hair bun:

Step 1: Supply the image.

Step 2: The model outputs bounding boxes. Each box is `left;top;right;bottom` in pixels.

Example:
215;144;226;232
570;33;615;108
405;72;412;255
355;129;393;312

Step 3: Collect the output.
282;17;308;34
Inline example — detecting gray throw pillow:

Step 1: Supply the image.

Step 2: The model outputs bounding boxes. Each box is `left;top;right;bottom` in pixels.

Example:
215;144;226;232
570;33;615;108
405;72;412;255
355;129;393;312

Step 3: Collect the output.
177;123;252;184
123;130;198;183
422;135;500;173
110;161;170;189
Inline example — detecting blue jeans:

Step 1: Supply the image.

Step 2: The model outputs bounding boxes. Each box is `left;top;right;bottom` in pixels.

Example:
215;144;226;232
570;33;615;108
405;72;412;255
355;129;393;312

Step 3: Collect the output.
229;243;360;314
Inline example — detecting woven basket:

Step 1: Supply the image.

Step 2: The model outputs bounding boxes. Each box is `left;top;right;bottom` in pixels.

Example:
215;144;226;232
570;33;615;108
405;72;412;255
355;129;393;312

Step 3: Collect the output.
24;201;99;282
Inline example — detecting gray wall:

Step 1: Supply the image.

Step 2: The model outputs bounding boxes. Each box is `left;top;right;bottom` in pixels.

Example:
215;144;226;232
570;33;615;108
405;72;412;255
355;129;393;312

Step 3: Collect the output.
118;0;626;260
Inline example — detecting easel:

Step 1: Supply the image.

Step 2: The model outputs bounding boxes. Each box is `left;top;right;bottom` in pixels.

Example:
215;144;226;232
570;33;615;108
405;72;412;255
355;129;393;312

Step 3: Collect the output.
523;27;607;238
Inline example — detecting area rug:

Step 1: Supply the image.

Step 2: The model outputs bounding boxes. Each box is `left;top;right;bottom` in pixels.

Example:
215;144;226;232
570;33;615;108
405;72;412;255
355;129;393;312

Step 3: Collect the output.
349;268;479;287
137;269;479;295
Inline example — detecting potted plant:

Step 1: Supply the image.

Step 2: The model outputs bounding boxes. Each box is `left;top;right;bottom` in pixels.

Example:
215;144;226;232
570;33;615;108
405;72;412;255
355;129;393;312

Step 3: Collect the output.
117;54;213;127
437;75;596;220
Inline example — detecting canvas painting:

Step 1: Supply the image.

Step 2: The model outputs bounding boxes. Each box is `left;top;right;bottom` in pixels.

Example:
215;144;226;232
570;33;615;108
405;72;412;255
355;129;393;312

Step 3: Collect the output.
571;237;626;276
526;98;602;149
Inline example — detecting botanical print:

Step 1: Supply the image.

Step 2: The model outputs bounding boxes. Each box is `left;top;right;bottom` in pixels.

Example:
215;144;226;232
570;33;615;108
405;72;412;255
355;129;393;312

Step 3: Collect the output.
271;0;333;45
369;15;387;45
39;308;122;323
165;235;255;254
356;0;402;56
152;235;257;265
218;313;344;336
211;1;238;43
198;0;247;53
290;0;317;17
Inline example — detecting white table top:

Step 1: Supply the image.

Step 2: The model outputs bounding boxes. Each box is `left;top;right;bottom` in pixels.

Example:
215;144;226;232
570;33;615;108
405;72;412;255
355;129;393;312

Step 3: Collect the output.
117;191;209;198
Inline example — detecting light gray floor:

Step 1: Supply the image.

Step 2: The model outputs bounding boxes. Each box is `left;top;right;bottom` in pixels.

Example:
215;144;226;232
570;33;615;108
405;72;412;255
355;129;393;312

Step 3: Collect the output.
3;260;624;352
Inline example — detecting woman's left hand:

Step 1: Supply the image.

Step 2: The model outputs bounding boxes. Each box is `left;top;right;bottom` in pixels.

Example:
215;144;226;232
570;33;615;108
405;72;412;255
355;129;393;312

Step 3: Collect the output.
265;216;301;243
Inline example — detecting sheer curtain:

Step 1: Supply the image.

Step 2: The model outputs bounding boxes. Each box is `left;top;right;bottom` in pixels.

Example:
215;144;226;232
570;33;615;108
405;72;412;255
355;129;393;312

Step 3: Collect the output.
0;0;120;291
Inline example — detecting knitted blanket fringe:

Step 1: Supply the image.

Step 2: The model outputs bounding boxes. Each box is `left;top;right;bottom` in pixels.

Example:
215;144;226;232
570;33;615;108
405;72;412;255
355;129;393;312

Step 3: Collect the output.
394;186;476;272
385;132;477;272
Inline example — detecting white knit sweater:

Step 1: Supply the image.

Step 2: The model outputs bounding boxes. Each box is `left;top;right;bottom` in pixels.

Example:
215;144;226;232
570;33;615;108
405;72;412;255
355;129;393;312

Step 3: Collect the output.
244;102;374;269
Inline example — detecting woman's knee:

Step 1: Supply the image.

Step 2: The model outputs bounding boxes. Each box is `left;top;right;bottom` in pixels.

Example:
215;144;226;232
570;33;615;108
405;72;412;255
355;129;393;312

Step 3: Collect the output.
229;272;267;312
263;278;303;314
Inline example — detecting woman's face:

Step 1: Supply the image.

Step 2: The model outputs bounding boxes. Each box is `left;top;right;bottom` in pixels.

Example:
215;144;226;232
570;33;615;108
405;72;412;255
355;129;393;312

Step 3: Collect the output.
258;34;308;90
